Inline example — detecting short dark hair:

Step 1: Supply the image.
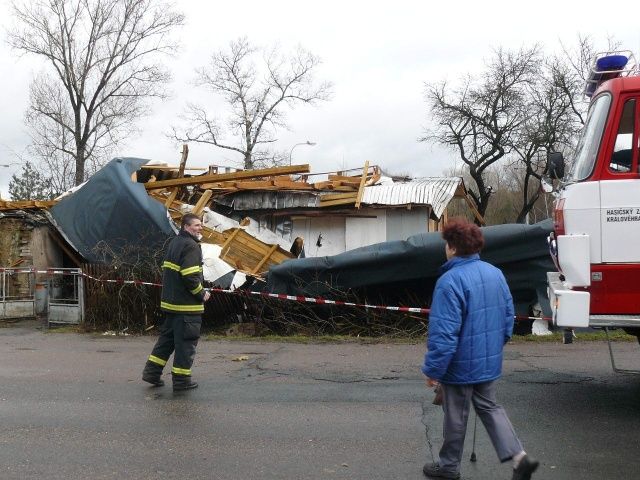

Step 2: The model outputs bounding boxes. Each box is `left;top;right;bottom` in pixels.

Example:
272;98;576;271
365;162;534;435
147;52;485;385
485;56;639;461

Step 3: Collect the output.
181;213;201;229
441;218;484;256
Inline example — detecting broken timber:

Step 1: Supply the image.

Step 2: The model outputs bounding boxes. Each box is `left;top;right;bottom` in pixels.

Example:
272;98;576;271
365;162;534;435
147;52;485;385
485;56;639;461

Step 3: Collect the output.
150;192;294;278
144;164;311;190
318;162;376;208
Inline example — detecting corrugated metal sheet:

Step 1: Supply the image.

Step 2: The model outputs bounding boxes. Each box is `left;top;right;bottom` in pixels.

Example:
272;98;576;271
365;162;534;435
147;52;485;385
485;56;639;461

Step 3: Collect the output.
215;191;320;210
361;177;463;218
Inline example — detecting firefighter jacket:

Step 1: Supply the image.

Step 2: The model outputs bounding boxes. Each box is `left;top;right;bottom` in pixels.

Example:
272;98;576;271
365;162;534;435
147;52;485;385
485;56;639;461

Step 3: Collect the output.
160;230;205;314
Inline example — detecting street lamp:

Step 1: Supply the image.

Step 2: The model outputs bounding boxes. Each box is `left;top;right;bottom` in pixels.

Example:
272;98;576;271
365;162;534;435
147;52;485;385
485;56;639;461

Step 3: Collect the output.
289;141;316;165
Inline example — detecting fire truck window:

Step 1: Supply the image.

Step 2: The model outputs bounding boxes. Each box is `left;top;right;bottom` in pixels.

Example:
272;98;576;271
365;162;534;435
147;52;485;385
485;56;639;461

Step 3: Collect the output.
609;99;635;173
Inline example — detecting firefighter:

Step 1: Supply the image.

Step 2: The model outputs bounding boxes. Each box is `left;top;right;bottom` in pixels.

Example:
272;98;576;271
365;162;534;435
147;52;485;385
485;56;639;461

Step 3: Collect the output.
142;213;210;391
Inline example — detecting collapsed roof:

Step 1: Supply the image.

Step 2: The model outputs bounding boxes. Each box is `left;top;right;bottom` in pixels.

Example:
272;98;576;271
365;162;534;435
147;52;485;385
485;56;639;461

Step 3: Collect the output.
49;158;175;263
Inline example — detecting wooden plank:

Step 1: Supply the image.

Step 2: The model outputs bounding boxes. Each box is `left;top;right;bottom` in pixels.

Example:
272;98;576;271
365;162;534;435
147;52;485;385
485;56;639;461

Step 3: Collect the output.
364;167;382;186
251;244;279;274
463;194;486;226
192;190;213;216
200;226;226;245
272;179;315;189
319;197;357;208
0;200;58;209
328;174;363;181
312;181;336;190
163;145;190;207
355;160;370;209
145;164;310;190
320;192;360;202
220;228;243;254
140;165;207;171
229;230;277;256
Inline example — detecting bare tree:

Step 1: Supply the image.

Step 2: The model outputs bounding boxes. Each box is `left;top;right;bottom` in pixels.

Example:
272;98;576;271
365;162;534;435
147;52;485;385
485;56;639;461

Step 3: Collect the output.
508;60;578;223
8;0;184;186
553;35;620;128
172;37;332;170
509;35;621;223
422;46;540;220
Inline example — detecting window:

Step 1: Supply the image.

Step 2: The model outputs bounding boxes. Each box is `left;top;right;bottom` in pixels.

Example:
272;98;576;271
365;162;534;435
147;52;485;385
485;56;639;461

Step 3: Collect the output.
568;93;611;181
609;99;635;173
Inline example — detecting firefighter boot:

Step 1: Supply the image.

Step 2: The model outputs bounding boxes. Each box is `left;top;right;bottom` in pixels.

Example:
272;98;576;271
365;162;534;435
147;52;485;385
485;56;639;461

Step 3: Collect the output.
142;360;165;387
172;374;198;391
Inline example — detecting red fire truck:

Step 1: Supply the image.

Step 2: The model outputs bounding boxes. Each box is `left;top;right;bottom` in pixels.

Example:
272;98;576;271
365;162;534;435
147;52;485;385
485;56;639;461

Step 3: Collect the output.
547;51;640;369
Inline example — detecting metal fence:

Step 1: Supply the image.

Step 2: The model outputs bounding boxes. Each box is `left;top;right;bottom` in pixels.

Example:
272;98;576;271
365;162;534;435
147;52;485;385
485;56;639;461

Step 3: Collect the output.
47;268;84;327
0;268;84;326
0;268;35;320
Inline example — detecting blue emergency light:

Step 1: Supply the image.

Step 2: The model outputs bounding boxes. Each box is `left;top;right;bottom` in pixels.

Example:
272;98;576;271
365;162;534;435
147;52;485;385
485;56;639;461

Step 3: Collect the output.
585;54;629;97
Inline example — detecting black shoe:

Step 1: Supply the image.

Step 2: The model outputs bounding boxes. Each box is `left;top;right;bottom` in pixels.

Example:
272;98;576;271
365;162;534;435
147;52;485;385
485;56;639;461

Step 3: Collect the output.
142;373;165;387
173;376;198;391
142;360;165;386
423;462;460;479
512;455;539;480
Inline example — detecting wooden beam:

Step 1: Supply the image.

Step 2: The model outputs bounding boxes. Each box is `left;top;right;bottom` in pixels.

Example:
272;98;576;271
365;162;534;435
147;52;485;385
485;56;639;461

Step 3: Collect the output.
140;166;207;171
312;181;336;190
163;145;190;206
251;244;279;274
355;160;370;209
463;194;486;226
0;200;58;210
192;190;213;216
365;167;382;186
145;164;310;190
320;192;361;202
178;144;189;176
220;228;242;254
48;229;83;267
328;174;363;182
319;196;357;208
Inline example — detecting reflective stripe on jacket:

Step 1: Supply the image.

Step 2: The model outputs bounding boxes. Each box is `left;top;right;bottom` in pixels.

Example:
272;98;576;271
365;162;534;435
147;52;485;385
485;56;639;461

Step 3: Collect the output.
160;230;205;314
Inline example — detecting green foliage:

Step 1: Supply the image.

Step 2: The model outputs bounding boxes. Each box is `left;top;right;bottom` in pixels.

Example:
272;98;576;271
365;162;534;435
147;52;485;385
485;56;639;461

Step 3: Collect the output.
8;161;52;200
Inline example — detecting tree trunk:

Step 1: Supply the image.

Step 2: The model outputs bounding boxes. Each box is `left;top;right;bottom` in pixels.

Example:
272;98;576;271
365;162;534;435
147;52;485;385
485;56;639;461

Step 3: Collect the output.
244;151;252;170
75;147;85;186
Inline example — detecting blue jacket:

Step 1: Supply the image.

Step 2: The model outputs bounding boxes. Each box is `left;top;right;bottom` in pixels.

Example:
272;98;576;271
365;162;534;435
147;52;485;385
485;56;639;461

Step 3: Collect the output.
421;254;514;385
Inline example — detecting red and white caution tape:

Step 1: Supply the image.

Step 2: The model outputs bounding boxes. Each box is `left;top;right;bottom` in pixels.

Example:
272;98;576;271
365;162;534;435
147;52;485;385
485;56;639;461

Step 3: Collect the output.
209;288;430;315
0;267;551;320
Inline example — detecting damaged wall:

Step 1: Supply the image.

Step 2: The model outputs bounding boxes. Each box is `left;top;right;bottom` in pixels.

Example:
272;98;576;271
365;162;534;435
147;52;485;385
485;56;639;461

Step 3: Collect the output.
0;212;64;298
0;214;62;270
290;207;431;257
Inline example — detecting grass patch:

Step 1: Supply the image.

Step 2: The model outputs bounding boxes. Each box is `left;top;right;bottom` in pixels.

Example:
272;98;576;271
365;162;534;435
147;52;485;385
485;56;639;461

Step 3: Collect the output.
203;333;422;345
204;330;637;345
510;330;636;343
45;325;81;334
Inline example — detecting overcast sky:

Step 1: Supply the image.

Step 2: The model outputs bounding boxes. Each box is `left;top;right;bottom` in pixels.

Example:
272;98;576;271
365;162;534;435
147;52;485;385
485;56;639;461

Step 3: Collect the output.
1;0;640;198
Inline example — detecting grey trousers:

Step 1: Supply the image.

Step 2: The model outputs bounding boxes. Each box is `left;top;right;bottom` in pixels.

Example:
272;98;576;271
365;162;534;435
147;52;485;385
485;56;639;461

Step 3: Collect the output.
439;381;523;473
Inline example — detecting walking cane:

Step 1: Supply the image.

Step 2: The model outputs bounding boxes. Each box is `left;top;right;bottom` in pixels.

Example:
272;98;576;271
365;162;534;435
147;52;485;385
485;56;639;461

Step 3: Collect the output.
470;412;478;462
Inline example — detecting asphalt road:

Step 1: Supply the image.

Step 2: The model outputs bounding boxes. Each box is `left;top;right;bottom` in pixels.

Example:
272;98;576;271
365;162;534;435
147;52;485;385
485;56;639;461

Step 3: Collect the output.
1;321;640;479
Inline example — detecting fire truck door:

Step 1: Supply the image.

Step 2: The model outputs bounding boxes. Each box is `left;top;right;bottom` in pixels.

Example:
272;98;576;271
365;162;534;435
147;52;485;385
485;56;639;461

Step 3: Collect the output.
600;179;640;262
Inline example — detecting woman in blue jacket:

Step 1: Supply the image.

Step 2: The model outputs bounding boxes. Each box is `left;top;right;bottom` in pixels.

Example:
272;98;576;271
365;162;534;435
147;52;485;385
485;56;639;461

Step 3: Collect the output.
422;219;538;480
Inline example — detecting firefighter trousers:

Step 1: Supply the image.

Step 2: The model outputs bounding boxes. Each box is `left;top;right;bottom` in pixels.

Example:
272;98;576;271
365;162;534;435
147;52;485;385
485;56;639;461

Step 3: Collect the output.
147;313;202;377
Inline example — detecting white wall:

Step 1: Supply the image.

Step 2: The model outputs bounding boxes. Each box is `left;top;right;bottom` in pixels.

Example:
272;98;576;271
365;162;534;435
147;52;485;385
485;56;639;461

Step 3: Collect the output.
385;208;428;241
291;207;430;257
292;216;346;257
345;210;387;251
